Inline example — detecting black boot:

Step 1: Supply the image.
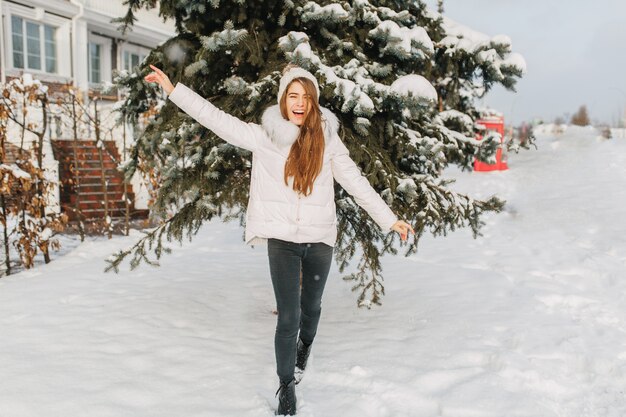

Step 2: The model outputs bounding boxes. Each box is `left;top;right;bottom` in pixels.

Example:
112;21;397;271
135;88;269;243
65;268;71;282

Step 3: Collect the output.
276;379;297;416
294;338;311;384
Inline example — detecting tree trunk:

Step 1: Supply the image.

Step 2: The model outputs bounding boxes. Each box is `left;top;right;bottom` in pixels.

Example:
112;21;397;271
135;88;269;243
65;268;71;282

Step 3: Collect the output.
37;98;51;264
0;131;11;276
20;96;26;150
1;192;11;276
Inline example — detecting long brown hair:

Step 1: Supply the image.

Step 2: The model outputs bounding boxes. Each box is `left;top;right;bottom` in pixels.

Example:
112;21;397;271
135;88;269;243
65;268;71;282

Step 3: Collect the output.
280;78;325;197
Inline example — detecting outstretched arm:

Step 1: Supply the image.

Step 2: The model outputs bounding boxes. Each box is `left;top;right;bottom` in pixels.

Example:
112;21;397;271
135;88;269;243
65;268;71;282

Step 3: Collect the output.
144;66;261;152
331;138;414;241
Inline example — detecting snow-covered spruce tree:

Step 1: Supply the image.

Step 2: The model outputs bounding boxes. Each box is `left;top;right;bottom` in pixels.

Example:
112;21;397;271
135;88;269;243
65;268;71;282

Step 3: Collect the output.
423;9;529;166
108;0;525;307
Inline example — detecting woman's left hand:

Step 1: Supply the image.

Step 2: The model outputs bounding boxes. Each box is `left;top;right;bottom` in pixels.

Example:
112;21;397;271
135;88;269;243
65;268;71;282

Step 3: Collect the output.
391;220;415;241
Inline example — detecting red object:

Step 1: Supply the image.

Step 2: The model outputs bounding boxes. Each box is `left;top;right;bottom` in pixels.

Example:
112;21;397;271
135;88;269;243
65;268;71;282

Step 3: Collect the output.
474;116;508;172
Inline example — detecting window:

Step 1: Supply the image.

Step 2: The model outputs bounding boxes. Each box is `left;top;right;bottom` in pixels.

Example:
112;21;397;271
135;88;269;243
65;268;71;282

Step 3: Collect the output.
11;17;24;68
89;43;101;84
44;26;56;73
123;50;145;72
87;33;112;85
11;16;57;73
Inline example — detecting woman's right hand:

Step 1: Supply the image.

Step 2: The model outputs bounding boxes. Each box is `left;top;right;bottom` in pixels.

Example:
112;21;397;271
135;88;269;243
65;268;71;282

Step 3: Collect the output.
391;220;415;242
144;65;175;95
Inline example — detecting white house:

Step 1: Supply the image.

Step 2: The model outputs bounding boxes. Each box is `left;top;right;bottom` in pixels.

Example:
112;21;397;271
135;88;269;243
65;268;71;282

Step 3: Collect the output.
0;0;175;217
1;0;173;90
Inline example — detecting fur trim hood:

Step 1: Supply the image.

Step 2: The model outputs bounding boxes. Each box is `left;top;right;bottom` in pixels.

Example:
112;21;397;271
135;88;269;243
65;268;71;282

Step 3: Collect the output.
261;105;340;149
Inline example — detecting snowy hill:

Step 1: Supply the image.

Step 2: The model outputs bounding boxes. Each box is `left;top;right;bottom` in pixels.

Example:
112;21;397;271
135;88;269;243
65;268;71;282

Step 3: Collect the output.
1;126;625;416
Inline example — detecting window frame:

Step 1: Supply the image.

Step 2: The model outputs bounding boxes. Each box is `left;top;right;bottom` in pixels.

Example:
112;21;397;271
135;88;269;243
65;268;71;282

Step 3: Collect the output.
119;44;150;73
2;3;71;80
88;42;101;84
11;16;58;74
87;33;112;86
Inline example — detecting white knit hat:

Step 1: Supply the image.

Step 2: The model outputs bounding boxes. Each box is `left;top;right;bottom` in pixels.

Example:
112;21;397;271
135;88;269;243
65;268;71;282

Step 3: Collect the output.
277;66;320;104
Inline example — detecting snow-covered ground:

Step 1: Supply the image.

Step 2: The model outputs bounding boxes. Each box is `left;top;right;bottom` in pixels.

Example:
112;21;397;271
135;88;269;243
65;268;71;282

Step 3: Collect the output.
1;126;625;417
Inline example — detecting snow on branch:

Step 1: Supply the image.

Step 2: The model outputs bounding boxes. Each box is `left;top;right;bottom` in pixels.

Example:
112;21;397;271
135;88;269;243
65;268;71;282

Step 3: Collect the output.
368;20;434;59
0;163;32;180
435;110;475;132
222;73;278;114
278;31;310;52
6;74;48;96
301;2;350;22
390;74;437;103
200;21;248;52
502;52;527;74
438;15;491;53
377;7;412;21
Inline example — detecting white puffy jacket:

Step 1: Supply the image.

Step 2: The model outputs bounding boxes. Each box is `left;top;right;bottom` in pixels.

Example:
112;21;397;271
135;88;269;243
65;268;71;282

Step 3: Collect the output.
168;83;398;247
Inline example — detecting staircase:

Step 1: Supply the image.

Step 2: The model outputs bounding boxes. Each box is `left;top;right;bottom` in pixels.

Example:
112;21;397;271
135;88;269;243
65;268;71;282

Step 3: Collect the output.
51;140;148;221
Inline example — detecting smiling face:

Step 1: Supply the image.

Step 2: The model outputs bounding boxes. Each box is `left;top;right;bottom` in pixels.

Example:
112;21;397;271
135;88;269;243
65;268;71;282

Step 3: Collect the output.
284;81;310;126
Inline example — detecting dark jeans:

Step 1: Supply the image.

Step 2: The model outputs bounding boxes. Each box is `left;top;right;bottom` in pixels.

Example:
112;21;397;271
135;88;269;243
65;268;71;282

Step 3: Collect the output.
268;238;333;384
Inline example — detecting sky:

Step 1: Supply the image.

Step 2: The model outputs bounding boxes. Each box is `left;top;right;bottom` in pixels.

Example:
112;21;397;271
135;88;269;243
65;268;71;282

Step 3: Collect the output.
424;0;626;126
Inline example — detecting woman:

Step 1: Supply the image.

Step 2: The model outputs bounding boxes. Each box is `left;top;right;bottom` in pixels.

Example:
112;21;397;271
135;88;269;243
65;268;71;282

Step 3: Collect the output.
145;64;414;415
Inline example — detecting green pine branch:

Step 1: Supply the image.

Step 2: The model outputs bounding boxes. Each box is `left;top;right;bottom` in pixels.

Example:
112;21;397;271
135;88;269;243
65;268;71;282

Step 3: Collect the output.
105;193;220;273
